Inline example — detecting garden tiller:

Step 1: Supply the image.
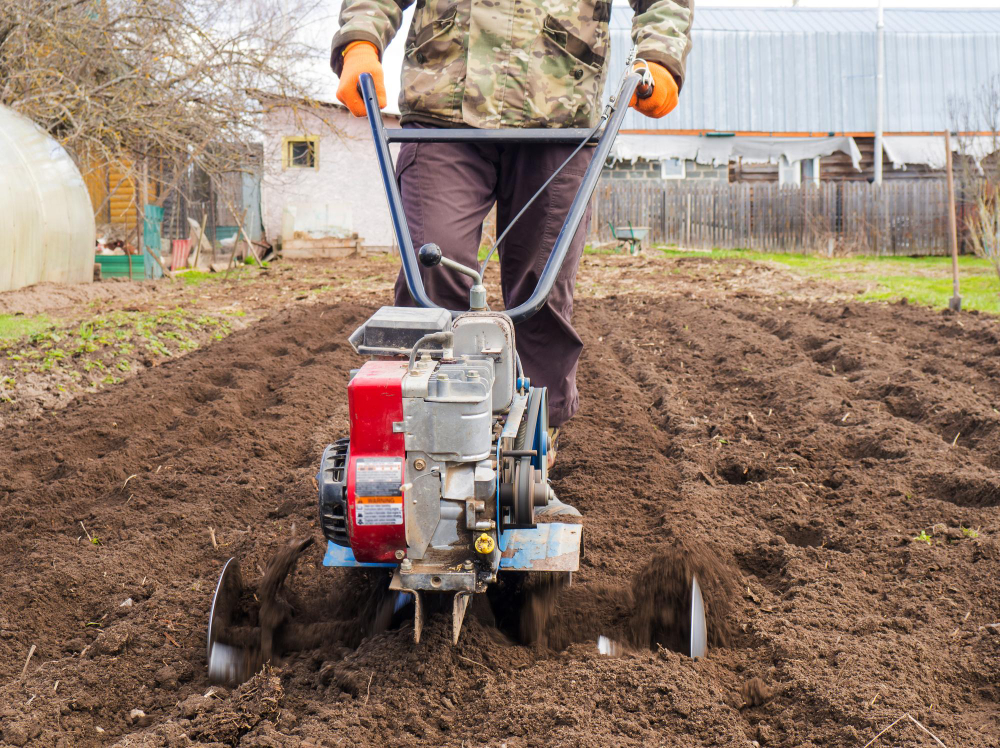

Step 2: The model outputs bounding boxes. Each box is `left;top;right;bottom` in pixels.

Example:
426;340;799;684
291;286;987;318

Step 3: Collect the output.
207;60;707;683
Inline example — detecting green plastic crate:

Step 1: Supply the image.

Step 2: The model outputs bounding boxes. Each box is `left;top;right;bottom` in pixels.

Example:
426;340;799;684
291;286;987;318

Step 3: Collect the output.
96;254;146;279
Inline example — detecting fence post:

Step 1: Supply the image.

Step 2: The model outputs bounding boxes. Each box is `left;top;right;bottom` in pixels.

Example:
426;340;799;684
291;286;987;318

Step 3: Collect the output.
661;185;667;244
685;192;691;249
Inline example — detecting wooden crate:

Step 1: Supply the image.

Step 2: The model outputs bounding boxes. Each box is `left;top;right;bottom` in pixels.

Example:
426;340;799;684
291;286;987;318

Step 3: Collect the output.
281;235;363;260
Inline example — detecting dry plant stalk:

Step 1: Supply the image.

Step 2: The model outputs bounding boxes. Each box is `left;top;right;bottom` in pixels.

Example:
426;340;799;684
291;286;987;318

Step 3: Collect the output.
861;712;947;748
951;72;1000;289
965;186;1000;297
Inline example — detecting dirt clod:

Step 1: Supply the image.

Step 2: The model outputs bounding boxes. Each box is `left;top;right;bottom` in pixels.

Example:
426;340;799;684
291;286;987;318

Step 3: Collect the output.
190;666;283;744
153;664;178;690
741;677;774;707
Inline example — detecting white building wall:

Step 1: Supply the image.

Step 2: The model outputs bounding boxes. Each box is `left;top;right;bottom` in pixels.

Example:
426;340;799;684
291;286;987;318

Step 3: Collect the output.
260;104;400;252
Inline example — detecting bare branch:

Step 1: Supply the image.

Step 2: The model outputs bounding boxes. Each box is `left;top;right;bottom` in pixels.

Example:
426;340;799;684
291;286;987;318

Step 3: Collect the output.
0;0;332;204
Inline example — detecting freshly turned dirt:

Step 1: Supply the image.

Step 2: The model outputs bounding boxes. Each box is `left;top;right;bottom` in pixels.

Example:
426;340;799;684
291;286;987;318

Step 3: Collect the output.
1;254;999;747
518;545;737;656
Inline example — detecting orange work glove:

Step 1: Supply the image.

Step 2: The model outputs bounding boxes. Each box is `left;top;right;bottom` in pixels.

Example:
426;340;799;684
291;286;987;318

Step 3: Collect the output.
629;61;679;119
337;41;386;117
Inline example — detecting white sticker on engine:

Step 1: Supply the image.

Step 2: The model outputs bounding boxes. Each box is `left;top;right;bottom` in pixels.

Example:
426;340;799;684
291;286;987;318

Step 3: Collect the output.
355;457;403;497
356;496;403;526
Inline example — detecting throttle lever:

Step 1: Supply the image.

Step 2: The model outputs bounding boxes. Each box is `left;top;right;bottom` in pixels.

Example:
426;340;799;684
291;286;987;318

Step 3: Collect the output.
419;244;487;311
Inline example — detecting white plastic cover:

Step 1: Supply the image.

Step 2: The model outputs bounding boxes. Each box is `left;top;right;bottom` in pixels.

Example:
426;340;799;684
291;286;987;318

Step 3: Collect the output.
883;135;1000;172
0;105;96;292
609;134;863;170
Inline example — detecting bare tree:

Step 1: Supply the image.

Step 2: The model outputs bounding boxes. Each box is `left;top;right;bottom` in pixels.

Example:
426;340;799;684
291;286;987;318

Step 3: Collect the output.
0;0;331;236
966;189;1000;296
949;73;1000;294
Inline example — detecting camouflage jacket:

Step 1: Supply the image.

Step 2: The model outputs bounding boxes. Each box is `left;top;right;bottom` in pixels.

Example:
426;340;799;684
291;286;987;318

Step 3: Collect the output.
331;0;693;128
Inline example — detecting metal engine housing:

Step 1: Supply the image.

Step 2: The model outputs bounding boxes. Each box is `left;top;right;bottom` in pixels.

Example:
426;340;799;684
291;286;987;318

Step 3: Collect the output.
318;306;582;643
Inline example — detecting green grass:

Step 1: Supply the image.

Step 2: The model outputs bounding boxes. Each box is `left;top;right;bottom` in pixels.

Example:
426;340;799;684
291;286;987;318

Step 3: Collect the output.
1;306;239;404
0;314;52;341
858;274;1000;313
175;270;217;286
656;247;1000;314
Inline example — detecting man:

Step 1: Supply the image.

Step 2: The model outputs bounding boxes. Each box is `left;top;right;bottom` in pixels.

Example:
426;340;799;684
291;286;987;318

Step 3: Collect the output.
331;1;692;500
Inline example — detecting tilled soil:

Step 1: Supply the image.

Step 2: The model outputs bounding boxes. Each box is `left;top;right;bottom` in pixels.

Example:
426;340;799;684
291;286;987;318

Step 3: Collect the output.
0;260;401;426
1;255;999;747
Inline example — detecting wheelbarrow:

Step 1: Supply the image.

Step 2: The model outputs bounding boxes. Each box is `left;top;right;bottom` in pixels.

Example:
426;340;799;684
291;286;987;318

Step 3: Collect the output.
609;222;651;255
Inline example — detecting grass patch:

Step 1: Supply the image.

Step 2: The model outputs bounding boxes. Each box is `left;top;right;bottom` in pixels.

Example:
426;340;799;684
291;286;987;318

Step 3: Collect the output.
0;314;53;341
858;274;1000;314
175;270;219;286
656;247;1000;314
175;266;272;286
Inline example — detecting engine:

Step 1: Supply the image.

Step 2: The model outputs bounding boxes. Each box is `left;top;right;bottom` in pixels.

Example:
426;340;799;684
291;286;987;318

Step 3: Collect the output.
317;306;581;643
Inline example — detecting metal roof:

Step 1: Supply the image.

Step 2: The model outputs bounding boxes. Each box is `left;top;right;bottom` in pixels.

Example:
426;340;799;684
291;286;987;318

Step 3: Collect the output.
607;7;1000;134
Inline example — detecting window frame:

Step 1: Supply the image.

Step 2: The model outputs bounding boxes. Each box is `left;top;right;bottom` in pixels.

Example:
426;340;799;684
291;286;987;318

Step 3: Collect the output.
801;156;821;186
659;157;687;180
778;155;802;186
282;135;320;170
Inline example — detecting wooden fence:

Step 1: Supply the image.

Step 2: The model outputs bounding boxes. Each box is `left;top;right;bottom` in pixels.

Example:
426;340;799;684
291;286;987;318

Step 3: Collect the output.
592;179;954;255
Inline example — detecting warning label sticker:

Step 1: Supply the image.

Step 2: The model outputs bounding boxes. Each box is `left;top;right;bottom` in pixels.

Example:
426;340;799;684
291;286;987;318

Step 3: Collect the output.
354;457;403;497
354;458;403;525
356;496;403;526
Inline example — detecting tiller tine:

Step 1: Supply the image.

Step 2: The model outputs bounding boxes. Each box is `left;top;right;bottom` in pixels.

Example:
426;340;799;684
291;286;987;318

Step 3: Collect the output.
390;589;471;645
452;592;471;645
206;557;256;685
690;574;708;659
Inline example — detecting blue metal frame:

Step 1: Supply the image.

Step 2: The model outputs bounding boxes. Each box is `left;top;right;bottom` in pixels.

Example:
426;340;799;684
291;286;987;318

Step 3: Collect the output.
358;71;641;325
323;541;396;568
499;522;582;571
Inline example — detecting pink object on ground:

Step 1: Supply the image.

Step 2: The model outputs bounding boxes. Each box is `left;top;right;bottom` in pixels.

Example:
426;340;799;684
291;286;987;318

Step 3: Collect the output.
171;239;191;271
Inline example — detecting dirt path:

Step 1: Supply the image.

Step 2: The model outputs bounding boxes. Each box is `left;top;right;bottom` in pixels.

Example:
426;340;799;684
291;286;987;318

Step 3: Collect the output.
1;255;998;747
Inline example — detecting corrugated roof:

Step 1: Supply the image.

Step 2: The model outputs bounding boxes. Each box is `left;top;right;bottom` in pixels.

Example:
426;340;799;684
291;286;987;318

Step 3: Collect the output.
607;7;1000;133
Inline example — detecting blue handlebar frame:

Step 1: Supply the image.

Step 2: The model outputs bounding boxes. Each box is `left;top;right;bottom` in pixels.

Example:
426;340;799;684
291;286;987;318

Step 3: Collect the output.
359;71;641;324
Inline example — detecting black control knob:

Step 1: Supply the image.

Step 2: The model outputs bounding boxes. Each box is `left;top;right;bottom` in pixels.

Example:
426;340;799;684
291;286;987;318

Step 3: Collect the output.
418;243;443;267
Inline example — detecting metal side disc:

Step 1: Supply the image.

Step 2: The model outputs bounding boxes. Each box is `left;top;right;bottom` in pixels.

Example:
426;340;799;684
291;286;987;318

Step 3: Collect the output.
207;557;255;685
690;574;708;659
597;635;623;656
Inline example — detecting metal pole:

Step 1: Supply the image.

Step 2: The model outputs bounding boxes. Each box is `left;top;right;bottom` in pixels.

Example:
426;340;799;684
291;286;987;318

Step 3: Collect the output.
874;0;885;186
945;130;961;312
138;160;147;262
359;73;437;311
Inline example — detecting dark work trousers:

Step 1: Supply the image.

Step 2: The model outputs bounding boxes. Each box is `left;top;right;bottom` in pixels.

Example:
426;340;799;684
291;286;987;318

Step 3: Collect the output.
392;127;593;428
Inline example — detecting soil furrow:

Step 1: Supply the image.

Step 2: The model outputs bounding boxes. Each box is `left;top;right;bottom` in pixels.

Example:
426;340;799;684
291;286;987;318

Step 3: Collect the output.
0;256;997;747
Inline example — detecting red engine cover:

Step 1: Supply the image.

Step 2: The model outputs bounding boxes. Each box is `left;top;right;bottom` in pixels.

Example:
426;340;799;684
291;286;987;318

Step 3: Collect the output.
346;360;407;562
